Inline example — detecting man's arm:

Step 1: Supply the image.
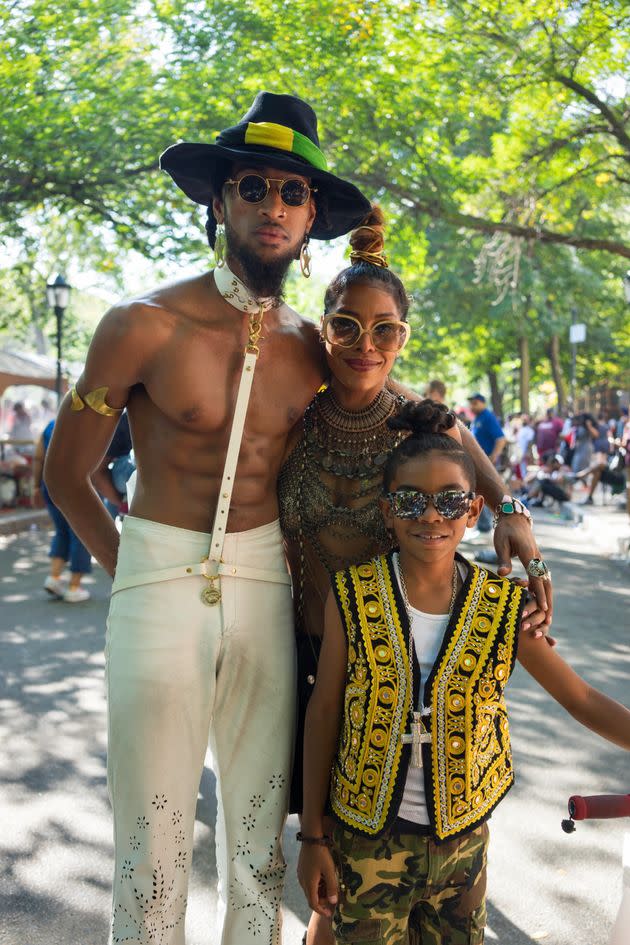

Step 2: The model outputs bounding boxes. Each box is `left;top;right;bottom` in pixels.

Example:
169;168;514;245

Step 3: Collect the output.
91;457;125;507
44;303;152;577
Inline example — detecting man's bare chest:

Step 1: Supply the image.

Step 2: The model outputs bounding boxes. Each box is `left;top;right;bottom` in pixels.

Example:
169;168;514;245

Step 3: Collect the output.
142;325;321;437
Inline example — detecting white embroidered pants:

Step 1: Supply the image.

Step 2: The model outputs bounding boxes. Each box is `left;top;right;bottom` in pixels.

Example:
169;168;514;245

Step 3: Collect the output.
106;516;295;945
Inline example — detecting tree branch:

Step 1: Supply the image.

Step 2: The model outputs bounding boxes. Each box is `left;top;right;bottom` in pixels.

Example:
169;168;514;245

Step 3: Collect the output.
536;154;628;199
551;72;630;156
522;123;611;164
353;174;630;258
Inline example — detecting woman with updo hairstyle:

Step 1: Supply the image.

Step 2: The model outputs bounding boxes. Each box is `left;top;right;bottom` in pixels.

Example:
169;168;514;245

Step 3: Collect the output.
280;205;448;944
279;204;416;797
323;204;410;319
278;207;545;945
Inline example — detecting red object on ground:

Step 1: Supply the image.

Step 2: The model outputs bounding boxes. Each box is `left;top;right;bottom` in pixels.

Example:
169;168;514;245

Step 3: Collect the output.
569;794;630;820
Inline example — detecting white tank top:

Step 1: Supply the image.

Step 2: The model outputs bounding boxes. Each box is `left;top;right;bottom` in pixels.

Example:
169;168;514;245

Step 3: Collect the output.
393;556;466;825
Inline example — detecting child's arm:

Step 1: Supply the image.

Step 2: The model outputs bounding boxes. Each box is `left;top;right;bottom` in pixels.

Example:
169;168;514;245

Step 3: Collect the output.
297;590;348;918
518;633;630;750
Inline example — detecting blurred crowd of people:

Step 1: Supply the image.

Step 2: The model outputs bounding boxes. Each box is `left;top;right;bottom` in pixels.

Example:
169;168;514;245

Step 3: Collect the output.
422;378;630;519
1;396;134;604
505;405;629;514
3;380;629;606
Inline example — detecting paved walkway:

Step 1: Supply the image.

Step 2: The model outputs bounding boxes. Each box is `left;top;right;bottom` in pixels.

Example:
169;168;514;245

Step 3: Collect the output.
1;500;629;944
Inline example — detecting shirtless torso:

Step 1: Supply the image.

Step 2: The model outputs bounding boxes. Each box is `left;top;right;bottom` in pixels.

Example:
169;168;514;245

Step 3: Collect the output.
44;271;324;575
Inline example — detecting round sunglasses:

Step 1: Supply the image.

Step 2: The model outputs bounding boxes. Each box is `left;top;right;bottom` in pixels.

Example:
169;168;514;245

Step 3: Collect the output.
322;313;410;353
225;174;316;207
384;489;476;520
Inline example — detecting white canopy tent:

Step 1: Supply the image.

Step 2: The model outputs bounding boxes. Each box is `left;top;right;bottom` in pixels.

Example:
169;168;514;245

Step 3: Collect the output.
0;348;64;397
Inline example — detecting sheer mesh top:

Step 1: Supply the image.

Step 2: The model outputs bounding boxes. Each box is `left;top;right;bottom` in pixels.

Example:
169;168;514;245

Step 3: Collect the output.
278;386;407;639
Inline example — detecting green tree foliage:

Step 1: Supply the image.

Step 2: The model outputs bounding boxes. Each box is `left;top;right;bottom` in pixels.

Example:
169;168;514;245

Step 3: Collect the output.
151;0;630;403
1;0;198;256
1;0;628;401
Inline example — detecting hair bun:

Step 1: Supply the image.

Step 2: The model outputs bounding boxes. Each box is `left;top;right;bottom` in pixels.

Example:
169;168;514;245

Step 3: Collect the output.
349;205;387;268
388;399;457;436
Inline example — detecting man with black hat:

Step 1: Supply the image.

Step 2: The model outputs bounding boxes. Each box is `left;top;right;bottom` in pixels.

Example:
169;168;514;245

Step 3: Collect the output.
45;92;371;945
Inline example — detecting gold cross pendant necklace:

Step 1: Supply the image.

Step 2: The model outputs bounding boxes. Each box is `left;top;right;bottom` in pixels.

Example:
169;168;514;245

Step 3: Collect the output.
397;553;458;768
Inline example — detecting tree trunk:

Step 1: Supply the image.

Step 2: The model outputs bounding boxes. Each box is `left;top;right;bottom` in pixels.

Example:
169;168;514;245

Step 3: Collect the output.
518;335;530;415
487;368;503;420
33;324;48;356
548;334;566;413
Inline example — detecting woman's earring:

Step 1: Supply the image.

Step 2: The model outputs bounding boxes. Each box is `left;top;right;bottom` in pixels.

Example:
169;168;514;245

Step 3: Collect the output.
299;235;312;278
214;223;226;268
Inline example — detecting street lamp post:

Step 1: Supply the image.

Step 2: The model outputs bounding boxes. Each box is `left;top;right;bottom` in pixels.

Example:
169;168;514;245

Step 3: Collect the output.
46;273;72;405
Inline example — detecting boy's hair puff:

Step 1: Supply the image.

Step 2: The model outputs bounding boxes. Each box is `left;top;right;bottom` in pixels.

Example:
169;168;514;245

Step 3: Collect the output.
383;400;476;492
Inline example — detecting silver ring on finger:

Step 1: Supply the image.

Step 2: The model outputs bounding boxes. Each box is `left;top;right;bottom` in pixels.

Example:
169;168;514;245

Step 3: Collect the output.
526;557;551;581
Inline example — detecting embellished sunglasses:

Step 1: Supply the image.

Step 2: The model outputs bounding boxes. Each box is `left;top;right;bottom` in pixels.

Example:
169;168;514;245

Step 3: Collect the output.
384;489;476;520
322;313;410;353
225;174;316;207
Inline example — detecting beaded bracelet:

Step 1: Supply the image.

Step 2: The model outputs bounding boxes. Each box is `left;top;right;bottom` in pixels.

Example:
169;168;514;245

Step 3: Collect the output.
296;831;332;847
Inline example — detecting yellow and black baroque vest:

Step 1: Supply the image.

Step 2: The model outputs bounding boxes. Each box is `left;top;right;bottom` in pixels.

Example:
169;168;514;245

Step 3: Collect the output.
330;552;525;842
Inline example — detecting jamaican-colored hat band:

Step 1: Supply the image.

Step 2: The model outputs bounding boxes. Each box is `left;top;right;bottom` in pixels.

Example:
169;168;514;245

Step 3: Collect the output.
217;121;328;172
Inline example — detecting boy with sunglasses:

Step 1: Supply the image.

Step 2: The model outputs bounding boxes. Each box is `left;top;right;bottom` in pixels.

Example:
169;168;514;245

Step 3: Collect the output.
298;399;630;944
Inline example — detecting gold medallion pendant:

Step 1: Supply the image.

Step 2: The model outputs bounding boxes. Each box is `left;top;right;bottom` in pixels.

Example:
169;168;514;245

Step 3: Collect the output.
201;579;221;606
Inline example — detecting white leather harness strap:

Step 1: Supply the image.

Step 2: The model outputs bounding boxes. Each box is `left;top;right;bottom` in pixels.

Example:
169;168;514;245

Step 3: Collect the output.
112;559;291;594
111;267;286;602
207;348;257;565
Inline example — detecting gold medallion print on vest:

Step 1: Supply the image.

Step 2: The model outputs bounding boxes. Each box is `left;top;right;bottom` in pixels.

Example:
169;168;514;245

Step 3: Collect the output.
329;554;524;839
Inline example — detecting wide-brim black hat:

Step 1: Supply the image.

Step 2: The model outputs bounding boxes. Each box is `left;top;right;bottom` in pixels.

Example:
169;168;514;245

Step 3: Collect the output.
160;92;371;245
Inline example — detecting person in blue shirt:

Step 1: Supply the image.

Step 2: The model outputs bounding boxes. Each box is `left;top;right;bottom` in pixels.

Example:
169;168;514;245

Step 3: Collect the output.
468;393;506;462
468;393;507;532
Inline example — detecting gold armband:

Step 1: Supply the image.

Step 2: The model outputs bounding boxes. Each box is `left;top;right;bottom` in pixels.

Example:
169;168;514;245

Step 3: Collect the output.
70;386;123;417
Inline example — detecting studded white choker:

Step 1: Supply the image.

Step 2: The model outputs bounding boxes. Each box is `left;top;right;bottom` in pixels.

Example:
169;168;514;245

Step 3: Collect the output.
214;261;280;315
214;262;281;357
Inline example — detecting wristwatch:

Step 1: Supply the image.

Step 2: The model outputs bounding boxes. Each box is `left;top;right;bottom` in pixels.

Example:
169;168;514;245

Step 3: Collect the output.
493;494;532;528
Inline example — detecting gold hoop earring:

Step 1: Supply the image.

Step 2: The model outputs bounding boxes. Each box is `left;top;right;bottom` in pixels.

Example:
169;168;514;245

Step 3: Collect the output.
214;223;226;268
299;235;312;278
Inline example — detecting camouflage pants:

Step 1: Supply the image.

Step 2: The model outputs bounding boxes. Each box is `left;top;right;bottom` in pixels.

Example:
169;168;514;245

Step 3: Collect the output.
331;822;489;945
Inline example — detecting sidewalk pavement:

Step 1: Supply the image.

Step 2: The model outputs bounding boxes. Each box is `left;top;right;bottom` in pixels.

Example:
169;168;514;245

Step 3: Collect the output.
1;498;629;945
0;505;50;536
461;492;630;568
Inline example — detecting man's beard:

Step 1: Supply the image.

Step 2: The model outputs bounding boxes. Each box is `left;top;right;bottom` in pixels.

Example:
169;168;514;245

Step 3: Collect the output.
224;219;299;298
